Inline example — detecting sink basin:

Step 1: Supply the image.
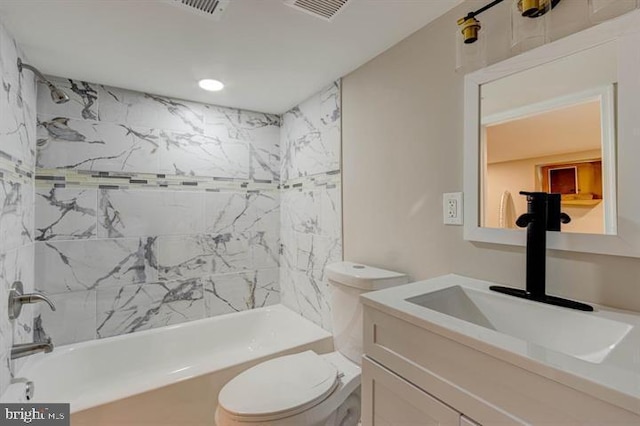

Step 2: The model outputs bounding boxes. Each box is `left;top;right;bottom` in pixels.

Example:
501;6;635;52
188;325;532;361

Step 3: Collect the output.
406;285;632;364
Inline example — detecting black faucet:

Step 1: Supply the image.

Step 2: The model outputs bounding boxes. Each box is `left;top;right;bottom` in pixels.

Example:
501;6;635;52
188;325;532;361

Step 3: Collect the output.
490;191;594;311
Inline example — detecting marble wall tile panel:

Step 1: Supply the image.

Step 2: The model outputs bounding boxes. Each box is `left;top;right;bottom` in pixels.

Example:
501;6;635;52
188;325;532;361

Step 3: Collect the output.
249;191;280;234
249;142;280;182
0;178;34;252
0;268;10;391
0;353;8;397
280;81;340;181
37;116;160;173
35;237;158;294
158;130;249;178
157;234;251;282
35;290;96;346
0;245;35;342
279;267;331;330
98;85;205;134
203;269;279;316
204;106;280;181
35;187;97;241
321;184;342;238
0;22;19;82
38;77;99;121
96;278;204;338
203;190;280;269
250;191;280;270
1;244;35;376
295;233;342;274
0;33;37;169
280;188;321;236
0;73;37;168
251;230;280;270
279;80;342;331
204;106;280;142
0;253;10;393
204;191;255;236
0;21;37;396
98;189;204;238
279;224;296;272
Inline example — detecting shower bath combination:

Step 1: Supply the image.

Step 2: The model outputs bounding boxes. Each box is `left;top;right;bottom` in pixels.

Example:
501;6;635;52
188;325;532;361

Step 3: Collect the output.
17;57;69;104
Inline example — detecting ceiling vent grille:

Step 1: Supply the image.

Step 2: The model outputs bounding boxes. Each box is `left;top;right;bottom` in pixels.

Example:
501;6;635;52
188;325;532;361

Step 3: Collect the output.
285;0;350;22
170;0;231;20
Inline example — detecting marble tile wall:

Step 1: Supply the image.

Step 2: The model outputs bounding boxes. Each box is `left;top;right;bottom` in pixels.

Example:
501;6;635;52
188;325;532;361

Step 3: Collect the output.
34;77;281;346
0;19;37;396
279;81;343;330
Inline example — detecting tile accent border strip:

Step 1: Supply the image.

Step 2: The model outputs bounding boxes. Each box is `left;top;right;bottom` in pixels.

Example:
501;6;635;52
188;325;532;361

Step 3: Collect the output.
34;169;341;193
0;154;33;184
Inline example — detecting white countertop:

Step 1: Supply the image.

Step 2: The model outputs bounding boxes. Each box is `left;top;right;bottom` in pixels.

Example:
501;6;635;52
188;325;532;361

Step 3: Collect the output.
361;274;640;416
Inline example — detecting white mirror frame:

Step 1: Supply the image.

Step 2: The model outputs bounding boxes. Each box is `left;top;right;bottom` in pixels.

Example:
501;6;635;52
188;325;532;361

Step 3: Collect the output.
464;10;640;258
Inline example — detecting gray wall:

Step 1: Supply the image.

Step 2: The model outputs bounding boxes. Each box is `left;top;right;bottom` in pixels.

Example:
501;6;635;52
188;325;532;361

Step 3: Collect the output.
0;19;37;396
342;0;640;312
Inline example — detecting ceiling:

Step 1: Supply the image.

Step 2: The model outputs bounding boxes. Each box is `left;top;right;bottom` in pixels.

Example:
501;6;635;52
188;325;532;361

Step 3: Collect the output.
486;100;602;164
0;0;462;114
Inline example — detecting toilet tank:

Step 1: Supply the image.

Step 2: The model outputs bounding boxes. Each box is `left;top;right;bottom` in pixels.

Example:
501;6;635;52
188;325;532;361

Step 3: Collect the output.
326;262;408;365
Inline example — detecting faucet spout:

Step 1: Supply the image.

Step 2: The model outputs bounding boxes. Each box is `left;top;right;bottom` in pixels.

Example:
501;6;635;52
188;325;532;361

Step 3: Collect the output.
8;282;56;320
489;191;594;311
11;338;54;360
17;292;56;312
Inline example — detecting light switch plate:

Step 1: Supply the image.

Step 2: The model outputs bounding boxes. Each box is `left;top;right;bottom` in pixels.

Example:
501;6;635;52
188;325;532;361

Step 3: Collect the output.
443;192;463;225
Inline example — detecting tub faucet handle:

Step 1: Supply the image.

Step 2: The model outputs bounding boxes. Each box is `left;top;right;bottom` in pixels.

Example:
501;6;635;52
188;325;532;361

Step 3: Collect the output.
8;281;56;320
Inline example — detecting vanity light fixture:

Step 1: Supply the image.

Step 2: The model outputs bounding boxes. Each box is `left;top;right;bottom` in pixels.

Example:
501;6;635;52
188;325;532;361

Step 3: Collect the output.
457;0;562;44
198;79;225;92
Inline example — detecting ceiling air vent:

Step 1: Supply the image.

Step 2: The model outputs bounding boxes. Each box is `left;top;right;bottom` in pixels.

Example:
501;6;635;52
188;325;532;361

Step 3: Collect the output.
169;0;231;20
285;0;350;22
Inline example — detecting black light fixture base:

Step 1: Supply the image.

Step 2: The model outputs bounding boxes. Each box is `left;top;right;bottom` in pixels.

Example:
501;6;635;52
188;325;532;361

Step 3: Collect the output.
489;286;594;312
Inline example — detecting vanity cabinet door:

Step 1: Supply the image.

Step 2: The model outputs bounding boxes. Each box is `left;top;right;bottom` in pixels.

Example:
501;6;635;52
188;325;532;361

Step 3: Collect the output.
362;356;460;426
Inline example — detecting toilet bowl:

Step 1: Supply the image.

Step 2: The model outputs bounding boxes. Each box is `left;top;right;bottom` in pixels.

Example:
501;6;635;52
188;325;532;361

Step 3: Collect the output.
215;262;408;426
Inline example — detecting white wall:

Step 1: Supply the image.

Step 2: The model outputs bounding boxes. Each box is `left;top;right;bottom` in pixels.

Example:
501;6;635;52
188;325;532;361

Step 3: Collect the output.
342;0;640;312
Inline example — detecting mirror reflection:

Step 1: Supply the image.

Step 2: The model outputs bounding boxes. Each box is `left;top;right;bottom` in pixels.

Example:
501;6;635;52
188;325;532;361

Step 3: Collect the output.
480;42;617;235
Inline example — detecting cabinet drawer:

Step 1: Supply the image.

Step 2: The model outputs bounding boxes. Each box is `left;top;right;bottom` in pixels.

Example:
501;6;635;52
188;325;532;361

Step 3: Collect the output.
362;356;460;426
363;306;640;425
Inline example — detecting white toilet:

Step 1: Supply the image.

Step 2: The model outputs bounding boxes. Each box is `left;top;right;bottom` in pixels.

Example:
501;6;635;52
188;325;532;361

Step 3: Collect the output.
215;261;408;426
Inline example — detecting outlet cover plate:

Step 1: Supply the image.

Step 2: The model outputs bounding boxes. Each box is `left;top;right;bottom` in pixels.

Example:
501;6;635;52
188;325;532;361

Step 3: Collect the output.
443;192;463;225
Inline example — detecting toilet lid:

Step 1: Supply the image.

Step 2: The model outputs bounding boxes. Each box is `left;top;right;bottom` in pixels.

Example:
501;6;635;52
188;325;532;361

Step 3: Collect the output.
218;351;338;421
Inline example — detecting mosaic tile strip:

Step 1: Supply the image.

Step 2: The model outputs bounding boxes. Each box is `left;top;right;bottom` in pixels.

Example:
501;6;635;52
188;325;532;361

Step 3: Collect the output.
0;154;34;184
35;168;341;193
35;169;278;193
280;171;341;192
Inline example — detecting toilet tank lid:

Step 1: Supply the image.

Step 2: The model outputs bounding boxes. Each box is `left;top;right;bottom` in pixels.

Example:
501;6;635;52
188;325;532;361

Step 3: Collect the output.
326;262;408;291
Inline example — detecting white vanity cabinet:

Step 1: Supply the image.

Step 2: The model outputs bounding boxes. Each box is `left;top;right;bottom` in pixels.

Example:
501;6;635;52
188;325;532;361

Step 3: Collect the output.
362;357;461;426
361;303;640;426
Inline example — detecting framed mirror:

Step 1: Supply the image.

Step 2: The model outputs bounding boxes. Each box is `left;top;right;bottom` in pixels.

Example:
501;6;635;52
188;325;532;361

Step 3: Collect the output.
464;10;640;257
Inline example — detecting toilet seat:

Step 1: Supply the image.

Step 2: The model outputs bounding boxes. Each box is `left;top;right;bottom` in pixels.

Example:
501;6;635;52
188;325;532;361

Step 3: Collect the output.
218;351;339;422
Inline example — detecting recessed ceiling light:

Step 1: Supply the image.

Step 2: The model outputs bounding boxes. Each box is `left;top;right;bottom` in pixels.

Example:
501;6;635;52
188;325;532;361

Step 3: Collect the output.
198;79;224;92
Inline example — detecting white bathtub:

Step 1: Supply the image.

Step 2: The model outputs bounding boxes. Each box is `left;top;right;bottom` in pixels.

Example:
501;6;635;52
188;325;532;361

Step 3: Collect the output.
1;304;333;425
